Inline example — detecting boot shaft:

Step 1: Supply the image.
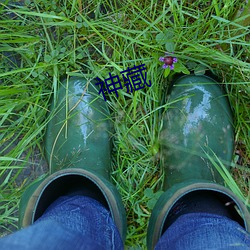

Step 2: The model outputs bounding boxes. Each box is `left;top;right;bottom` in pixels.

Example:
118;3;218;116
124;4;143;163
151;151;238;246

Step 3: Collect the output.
160;75;234;189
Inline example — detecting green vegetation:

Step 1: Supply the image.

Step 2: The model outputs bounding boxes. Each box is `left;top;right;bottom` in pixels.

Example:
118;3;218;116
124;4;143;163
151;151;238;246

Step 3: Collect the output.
0;0;249;248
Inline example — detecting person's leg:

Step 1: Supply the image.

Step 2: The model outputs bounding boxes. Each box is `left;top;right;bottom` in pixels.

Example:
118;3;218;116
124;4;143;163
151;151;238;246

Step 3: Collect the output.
17;77;126;249
0;195;123;250
147;75;250;249
155;213;250;250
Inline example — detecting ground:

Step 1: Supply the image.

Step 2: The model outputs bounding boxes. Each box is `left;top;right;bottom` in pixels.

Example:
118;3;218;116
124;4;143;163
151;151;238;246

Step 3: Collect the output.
0;0;249;248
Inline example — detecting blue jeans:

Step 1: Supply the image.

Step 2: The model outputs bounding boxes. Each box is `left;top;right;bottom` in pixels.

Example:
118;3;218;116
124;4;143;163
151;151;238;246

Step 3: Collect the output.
156;213;250;250
0;196;249;249
0;196;123;250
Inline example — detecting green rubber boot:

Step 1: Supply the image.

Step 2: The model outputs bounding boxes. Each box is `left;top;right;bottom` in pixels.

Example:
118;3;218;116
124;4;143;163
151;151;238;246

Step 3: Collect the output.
19;77;127;242
147;75;250;249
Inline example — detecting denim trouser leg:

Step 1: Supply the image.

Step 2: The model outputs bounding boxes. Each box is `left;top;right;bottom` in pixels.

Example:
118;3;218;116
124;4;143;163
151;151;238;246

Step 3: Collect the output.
155;213;250;250
0;196;123;250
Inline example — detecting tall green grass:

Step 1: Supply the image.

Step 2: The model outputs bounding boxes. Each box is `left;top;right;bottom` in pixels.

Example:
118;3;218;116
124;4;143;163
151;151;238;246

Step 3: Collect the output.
0;0;249;248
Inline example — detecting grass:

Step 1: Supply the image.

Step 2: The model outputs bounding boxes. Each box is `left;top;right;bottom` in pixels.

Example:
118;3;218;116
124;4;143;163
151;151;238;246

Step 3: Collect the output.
0;0;249;248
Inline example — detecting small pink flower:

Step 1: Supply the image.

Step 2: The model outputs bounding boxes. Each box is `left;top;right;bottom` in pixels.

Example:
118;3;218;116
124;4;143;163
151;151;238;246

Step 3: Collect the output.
159;53;177;70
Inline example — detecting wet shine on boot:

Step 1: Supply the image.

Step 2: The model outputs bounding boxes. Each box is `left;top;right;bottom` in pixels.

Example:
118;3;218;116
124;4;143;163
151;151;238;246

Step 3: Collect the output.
19;77;127;242
147;75;250;249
